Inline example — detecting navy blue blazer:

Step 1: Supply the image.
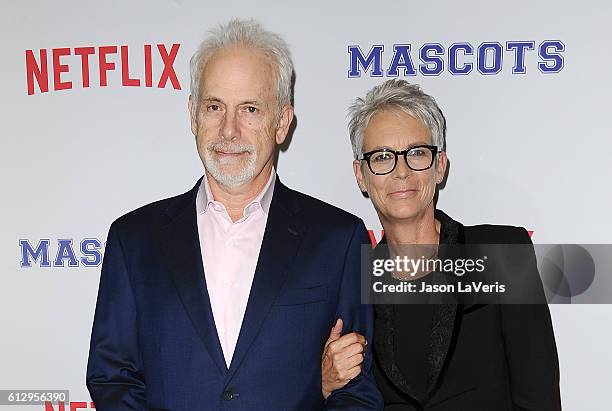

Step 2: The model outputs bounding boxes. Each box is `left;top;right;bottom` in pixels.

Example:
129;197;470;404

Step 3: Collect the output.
86;176;383;411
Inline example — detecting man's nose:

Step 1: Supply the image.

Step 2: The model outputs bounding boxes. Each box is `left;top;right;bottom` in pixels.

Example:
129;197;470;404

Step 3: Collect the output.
220;110;239;141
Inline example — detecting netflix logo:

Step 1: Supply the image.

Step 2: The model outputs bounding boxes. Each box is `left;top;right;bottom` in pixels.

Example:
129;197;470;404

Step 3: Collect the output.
44;402;95;410
25;43;181;95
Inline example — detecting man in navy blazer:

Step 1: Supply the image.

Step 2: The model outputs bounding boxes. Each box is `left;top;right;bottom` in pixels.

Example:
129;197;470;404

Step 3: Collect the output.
86;19;382;410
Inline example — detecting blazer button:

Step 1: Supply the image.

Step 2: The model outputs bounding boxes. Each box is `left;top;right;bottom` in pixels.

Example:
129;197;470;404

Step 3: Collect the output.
222;390;234;401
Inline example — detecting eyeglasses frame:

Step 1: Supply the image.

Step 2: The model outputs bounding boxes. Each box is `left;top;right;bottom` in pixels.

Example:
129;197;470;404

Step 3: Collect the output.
358;145;439;175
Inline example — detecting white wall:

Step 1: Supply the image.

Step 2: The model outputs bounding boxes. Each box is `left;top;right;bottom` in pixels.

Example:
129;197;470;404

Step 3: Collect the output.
1;1;610;409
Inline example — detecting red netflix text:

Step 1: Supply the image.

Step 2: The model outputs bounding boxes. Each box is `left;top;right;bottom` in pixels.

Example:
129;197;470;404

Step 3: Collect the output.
44;402;95;410
25;44;181;95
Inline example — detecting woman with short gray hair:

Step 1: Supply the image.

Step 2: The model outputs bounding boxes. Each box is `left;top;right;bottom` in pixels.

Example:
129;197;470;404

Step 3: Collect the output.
321;79;561;410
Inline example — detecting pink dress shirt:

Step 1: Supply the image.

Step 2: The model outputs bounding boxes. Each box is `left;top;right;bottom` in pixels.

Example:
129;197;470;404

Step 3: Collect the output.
195;170;275;368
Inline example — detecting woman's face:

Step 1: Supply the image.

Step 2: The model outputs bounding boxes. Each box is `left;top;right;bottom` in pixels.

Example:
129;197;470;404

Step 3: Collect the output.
353;109;447;226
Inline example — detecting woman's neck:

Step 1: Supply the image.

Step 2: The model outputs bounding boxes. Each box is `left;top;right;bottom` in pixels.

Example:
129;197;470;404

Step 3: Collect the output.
382;207;441;245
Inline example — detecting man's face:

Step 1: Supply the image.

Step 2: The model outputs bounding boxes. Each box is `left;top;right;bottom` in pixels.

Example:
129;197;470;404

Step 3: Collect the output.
189;46;292;188
353;109;447;225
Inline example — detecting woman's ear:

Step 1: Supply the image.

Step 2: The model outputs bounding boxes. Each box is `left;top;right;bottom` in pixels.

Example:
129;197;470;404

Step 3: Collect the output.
353;160;368;193
436;151;448;184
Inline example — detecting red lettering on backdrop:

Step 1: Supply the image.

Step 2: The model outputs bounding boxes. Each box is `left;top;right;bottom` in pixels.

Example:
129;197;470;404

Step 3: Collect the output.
25;44;182;94
44;402;96;410
74;46;95;87
144;44;153;87
25;49;48;95
52;47;72;90
120;45;140;86
98;45;117;87
367;230;384;247
157;43;181;89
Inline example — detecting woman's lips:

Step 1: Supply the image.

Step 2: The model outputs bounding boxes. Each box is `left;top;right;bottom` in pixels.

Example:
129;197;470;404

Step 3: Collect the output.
389;189;418;199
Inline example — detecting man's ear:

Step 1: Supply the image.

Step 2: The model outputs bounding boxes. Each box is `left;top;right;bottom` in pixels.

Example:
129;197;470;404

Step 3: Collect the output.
275;104;294;145
188;95;198;137
353;160;368;193
436;150;448;184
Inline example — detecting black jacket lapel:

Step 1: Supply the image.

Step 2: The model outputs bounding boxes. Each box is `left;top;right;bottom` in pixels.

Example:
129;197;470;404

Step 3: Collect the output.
373;211;466;403
426;303;459;396
372;235;427;403
374;303;425;403
427;210;465;397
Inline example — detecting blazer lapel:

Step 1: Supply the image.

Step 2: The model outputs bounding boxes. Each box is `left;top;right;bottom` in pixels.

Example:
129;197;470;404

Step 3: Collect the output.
374;303;425;403
372;236;426;403
372;214;466;403
162;177;228;376
226;178;304;382
426;303;460;396
427;210;466;396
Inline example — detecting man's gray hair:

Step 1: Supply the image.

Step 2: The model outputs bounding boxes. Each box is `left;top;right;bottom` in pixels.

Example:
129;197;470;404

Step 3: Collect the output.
189;18;294;114
348;79;446;159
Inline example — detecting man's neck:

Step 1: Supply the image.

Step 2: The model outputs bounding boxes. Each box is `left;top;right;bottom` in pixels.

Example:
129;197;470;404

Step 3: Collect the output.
206;163;274;222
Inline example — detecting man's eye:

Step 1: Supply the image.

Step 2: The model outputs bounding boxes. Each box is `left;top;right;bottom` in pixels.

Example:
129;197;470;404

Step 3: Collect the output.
246;106;257;113
207;104;220;112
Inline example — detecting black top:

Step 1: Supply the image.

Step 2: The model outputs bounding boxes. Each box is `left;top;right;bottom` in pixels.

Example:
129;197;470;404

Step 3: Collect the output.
371;209;561;411
391;303;434;400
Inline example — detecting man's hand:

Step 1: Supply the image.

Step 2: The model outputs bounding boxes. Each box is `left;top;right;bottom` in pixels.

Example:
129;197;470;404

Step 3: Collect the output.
321;318;367;399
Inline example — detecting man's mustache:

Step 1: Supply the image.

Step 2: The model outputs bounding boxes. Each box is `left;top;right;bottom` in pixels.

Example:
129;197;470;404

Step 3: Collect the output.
206;140;255;154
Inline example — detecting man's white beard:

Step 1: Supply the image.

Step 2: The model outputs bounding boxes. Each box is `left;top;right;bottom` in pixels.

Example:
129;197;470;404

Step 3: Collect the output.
203;140;257;188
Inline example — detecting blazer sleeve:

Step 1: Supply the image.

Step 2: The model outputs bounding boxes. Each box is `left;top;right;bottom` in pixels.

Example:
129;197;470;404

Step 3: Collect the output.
500;227;562;411
86;221;148;410
324;220;384;411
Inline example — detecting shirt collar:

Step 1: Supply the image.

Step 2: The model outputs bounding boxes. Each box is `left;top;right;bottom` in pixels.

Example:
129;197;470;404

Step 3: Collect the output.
196;167;276;217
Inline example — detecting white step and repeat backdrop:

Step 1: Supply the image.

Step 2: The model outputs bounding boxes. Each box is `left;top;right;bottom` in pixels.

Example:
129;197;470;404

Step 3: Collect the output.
2;0;611;409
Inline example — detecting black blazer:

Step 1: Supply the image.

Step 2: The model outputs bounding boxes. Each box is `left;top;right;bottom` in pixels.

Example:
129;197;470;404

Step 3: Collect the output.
373;210;561;411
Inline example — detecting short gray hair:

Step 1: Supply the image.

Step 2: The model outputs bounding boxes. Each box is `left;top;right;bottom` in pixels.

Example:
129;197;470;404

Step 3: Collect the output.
348;79;446;159
189;18;294;114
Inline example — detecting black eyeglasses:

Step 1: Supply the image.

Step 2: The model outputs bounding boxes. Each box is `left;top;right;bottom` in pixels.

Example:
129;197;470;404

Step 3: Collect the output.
359;145;438;175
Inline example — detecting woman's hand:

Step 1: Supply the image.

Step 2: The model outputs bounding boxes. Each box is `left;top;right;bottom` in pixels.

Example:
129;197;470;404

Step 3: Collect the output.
321;318;367;399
